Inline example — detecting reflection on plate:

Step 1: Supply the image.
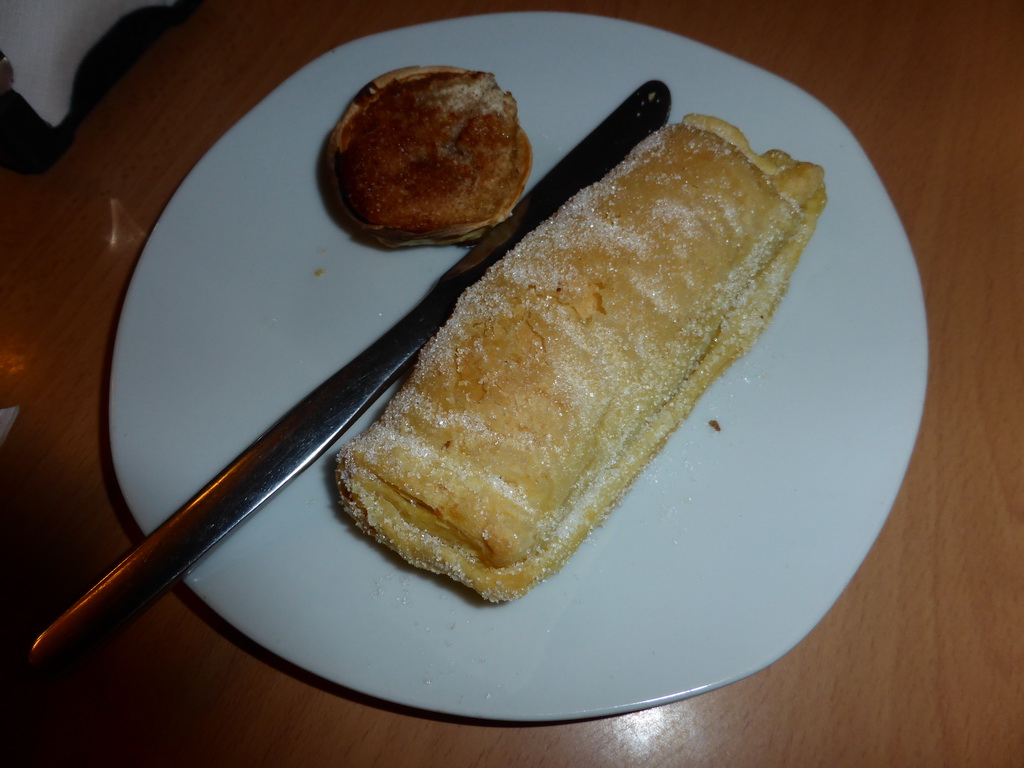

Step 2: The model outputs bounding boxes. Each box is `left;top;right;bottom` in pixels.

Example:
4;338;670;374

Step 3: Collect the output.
109;13;927;721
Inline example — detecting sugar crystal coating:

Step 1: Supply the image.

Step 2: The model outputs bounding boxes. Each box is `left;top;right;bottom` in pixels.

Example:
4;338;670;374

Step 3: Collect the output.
337;115;827;601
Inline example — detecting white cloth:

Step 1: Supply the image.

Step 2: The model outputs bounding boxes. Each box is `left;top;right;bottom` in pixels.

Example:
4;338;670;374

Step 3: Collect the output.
0;0;175;125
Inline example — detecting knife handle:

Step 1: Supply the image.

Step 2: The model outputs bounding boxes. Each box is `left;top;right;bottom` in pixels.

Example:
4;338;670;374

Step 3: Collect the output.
28;285;459;675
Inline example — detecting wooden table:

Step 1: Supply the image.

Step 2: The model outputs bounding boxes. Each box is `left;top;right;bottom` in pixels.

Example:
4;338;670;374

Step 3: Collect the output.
4;1;1022;764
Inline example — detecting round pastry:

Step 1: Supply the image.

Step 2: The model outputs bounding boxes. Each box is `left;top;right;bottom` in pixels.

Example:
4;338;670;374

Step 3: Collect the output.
328;66;532;246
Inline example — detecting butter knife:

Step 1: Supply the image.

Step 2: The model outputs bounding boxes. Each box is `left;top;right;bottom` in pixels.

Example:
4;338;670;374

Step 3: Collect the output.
31;80;671;673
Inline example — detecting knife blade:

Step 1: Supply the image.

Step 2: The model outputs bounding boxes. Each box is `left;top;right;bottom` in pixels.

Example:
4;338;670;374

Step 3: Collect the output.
30;80;671;674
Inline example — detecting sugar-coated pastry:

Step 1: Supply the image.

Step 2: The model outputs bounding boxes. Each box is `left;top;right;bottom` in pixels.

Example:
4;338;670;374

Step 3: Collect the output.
337;115;826;600
329;66;532;246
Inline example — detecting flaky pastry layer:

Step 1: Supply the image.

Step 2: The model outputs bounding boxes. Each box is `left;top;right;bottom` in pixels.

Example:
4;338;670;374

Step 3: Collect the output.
337;115;827;601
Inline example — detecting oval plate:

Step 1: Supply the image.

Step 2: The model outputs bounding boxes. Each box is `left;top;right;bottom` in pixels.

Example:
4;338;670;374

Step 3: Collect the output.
109;12;927;721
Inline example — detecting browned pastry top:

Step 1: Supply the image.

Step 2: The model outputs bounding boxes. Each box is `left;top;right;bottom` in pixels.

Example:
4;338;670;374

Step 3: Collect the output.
331;67;531;245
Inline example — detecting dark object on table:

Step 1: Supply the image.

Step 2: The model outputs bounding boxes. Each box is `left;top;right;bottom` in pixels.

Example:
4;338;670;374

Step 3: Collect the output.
0;0;200;174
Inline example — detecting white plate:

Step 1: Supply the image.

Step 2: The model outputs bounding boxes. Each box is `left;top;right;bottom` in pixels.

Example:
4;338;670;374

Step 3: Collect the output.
109;12;927;721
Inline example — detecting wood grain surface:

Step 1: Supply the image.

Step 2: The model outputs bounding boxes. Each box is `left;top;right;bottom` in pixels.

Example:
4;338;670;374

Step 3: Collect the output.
3;1;1022;765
